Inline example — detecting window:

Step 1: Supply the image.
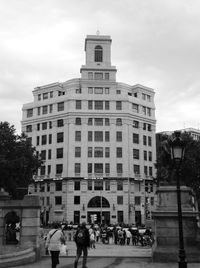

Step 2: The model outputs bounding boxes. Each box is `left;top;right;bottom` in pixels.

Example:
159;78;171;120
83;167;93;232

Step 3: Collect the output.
76;88;81;94
116;131;122;142
142;106;146;115
151;197;154;206
48;149;51;160
148;136;152;146
40;165;46;175
133;133;139;144
75;147;81;157
75;117;81;125
42;122;47;130
57;132;64;143
38;94;41;101
37;107;41;116
43;106;48;114
58;91;65;96
49;134;52;144
116;147;122;158
26;125;32;132
74;196;80;204
94;180;103;190
55;181;62;191
135;196;141;205
143;123;147;130
94;131;103;141
105;147;110;158
57;148;63;158
47;183;50;192
116;118;122;126
116;101;122;110
37;123;40;131
27;108;33;118
117;164;123;174
88;180;92;190
88;147;92;157
94;147;103;157
94;163;103;174
105;131;110;142
88;72;93;80
143;135;147;145
88;163;92;174
55;196;62;205
148;124;152;131
41;150;46;160
36;136;40;146
147;107;151;116
88;131;93;141
133;149;139;159
74;181;80;190
144;166;148;176
49;104;53;113
149;166;153;176
94;118;103;126
88;118;93;125
105;73;109;80
134;165;140;174
75;131;81;141
57;119;64;127
116;90;121;94
95;101;103;110
142;93;146;100
132;103;139;113
147;95;151;102
76;100;81;109
56;164;63;174
75;163;81;174
133;120;139;128
57;102;64;111
117;180;123;191
117;211;124;223
50;91;53;98
88;87;93;94
105;87;110;94
105;118;110;126
128;92;132;96
88;100;93;109
43;93;48;100
149;151;152;161
42;135;47;145
117;196;123;205
49;121;52;129
94;45;103;62
105;180;110;190
105;101;110;110
144;150;147;161
94;73;103;80
105;163;110;174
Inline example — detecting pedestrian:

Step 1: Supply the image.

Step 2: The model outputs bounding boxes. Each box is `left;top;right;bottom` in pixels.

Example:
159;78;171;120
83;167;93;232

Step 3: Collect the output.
74;222;90;268
126;229;132;245
45;222;66;268
95;228;100;242
90;230;96;249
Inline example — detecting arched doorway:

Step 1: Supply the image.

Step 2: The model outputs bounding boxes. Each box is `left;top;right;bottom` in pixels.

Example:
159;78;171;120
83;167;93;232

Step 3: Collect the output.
4;211;20;244
87;196;110;225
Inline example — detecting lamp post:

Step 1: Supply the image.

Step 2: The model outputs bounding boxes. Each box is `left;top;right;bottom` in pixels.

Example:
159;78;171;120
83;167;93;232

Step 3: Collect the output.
170;131;187;268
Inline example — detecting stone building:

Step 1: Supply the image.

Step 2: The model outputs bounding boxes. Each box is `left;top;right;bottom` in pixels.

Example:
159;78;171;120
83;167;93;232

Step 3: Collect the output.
22;34;157;226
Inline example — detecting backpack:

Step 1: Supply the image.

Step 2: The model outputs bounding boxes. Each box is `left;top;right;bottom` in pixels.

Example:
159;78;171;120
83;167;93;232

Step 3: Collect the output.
76;228;86;245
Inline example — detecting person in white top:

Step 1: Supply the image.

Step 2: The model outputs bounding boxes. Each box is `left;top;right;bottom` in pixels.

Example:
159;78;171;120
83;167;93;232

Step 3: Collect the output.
45;222;66;268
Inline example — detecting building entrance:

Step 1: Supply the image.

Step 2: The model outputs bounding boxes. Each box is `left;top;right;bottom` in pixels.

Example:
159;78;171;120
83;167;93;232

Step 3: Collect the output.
87;196;110;225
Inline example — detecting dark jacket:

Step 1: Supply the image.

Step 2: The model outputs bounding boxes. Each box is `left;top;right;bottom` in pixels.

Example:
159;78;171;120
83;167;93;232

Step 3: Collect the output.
74;226;90;247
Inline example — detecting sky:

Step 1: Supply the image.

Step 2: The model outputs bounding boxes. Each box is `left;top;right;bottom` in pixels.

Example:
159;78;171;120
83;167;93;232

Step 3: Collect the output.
1;0;200;134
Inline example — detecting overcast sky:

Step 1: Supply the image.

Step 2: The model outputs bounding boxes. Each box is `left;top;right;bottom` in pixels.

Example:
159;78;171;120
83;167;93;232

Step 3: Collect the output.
1;0;200;134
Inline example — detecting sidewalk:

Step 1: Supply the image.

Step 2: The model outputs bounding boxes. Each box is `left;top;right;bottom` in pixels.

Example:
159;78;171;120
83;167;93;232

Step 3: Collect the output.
12;242;200;268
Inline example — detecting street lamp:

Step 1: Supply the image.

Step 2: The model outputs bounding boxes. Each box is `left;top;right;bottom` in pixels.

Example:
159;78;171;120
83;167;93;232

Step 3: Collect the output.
170;131;187;268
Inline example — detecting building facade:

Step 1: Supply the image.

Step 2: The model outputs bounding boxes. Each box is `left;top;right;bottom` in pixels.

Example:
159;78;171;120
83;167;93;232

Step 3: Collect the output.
22;34;157;226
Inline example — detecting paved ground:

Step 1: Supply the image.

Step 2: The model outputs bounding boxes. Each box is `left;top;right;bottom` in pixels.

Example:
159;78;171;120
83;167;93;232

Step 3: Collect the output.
11;241;200;268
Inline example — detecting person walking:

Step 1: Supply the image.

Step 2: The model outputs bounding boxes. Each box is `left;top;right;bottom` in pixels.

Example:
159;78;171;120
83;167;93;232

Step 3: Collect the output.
74;222;90;268
45;222;66;268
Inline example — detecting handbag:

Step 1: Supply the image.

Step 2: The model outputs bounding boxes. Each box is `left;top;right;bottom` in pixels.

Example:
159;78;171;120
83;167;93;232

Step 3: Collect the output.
60;244;68;256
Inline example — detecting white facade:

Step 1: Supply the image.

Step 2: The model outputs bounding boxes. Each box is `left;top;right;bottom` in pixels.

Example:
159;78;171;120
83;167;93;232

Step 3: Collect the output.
22;34;157;226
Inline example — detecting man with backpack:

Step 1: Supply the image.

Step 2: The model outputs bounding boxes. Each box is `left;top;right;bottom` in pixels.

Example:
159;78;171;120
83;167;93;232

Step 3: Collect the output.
74;222;90;268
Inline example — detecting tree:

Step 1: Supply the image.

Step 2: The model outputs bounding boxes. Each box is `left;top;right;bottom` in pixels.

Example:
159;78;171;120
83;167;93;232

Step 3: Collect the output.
156;132;200;208
0;121;42;199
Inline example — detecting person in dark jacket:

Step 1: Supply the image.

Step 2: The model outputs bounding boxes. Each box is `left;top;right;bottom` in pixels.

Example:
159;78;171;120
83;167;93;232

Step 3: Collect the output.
74;222;90;268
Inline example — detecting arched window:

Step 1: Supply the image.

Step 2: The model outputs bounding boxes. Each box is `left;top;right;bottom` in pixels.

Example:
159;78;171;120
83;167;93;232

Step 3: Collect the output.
88;196;110;208
94;45;103;62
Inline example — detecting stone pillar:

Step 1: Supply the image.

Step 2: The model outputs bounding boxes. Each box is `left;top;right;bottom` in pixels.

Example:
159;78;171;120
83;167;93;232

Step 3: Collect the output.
152;186;200;262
